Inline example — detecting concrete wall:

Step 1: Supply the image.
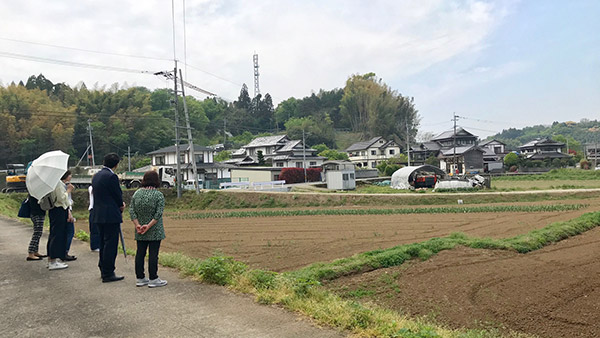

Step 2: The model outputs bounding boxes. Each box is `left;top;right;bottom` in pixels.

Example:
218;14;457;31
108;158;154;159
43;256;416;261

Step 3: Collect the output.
355;169;378;179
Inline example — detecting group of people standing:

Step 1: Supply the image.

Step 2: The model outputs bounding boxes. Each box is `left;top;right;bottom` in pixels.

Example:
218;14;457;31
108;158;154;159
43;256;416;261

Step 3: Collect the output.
26;153;167;288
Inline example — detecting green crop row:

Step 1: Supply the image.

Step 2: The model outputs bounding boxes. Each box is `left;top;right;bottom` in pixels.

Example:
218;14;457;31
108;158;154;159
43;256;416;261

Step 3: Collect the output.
173;203;587;219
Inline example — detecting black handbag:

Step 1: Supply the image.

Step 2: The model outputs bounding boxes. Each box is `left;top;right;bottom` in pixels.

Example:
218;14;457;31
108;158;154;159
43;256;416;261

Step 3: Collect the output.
18;198;31;218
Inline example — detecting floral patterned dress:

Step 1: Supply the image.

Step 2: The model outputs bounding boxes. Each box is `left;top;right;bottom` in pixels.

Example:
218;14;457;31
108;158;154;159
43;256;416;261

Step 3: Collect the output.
129;188;165;241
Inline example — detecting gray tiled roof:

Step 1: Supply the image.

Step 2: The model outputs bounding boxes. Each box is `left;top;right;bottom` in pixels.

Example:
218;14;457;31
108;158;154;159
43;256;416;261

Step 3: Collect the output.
345;137;384;152
244;135;289;148
276;140;302;152
439;145;484;156
431;127;475;141
519;138;565;149
480;139;505;146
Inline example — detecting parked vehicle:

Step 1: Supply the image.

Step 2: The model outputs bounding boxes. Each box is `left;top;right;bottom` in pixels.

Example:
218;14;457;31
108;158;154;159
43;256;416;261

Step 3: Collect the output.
120;166;176;189
2;164;27;193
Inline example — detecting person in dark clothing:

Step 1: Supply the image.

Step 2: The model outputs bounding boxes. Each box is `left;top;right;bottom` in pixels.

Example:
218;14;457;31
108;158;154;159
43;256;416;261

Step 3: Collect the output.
26;195;47;261
47;177;74;270
91;153;125;283
88;185;100;252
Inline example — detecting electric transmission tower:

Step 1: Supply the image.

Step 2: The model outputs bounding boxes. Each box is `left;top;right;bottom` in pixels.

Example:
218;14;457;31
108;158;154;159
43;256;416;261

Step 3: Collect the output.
253;53;260;98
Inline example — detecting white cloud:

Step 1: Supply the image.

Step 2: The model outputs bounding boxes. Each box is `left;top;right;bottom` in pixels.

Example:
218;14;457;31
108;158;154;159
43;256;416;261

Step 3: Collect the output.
0;0;512;104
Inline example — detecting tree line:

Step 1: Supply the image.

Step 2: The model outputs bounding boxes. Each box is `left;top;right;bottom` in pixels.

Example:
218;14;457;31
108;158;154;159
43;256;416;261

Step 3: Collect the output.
0;73;420;167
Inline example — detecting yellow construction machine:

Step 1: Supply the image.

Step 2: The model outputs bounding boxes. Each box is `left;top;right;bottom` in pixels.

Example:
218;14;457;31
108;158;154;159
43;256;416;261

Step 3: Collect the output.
2;164;27;193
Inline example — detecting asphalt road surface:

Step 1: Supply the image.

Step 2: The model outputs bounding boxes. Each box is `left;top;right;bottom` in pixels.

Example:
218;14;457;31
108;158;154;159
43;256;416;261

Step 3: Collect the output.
0;216;345;338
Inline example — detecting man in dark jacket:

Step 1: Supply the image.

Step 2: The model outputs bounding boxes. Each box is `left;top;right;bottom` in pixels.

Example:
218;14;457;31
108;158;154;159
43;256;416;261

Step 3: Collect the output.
91;153;125;282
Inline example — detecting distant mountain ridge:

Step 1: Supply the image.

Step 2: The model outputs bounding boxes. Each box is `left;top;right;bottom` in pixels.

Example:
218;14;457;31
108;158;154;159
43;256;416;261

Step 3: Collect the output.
489;119;600;152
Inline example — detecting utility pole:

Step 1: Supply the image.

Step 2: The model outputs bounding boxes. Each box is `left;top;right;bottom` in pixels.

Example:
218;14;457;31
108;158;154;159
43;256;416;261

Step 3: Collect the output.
87;119;96;167
127;146;131;172
406;120;411;166
302;128;307;183
179;69;199;194
173;63;182;198
223;118;227;145
452;113;460;175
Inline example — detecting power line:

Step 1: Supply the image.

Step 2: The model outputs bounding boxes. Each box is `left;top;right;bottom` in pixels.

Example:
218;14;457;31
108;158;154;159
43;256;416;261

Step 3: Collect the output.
0;51;155;74
184;63;242;87
0;37;172;61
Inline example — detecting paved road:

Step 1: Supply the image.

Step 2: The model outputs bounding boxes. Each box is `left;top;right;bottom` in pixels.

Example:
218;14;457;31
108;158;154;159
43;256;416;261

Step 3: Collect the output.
0;217;345;338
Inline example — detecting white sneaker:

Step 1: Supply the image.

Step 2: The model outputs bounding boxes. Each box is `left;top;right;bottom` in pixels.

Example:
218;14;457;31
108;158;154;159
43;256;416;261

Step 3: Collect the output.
48;261;68;270
148;278;167;288
92;249;100;252
136;278;149;287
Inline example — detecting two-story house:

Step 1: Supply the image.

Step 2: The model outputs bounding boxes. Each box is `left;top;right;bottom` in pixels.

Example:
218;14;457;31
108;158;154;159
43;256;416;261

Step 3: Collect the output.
518;138;570;160
147;144;233;186
411;127;484;174
345;137;402;169
479;139;507;172
225;134;325;169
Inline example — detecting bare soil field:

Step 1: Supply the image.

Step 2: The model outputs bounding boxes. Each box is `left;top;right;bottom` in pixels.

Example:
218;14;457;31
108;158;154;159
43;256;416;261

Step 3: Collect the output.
327;227;600;337
77;197;600;273
73;194;600;337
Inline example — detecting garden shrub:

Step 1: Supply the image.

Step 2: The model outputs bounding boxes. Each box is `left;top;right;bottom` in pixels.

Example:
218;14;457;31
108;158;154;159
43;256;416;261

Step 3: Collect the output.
197;254;247;285
279;167;322;184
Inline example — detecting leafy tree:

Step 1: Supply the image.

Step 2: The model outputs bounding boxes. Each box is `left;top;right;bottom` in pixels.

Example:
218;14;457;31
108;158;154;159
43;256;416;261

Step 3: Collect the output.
312;144;329;153
214;150;232;162
274;97;298;130
257;150;265;165
284;117;335;148
318;149;349;161
425;155;440;167
504;152;519;168
234;84;251;111
339;73;419;143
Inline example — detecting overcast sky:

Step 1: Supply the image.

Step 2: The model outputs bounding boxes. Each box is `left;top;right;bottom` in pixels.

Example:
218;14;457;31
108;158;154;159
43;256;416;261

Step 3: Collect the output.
1;0;598;138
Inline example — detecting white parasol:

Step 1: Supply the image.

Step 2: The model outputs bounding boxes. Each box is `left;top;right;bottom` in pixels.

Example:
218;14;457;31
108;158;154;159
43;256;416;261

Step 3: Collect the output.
26;150;70;200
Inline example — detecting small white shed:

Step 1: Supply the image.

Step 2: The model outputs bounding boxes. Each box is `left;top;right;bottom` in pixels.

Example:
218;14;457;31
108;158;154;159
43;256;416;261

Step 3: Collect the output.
323;161;356;190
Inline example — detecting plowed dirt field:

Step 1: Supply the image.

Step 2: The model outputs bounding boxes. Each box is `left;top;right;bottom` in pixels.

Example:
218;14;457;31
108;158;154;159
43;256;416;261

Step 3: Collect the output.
327;227;600;337
74;195;600;337
111;199;599;272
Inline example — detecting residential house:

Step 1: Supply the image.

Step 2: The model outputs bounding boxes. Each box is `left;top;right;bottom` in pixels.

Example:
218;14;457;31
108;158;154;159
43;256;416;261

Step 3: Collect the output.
518;138;569;160
409;141;441;165
345;137;402;169
584;143;600;167
479;139;507;172
430;127;483;174
224;134;326;169
147;144;234;187
437;145;485;174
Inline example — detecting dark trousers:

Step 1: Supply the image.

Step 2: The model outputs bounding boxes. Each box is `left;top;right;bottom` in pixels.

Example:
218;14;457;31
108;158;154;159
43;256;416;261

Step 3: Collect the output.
98;222;120;278
88;209;100;250
65;221;74;254
135;240;161;280
47;208;68;260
